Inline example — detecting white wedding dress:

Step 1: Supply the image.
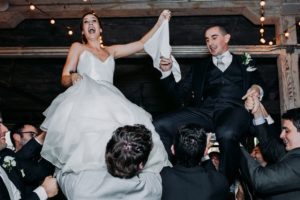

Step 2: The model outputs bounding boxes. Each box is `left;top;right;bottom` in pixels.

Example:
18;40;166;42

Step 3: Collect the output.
40;50;170;199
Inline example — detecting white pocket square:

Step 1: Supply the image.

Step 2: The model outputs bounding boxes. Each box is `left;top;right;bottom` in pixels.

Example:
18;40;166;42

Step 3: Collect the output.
246;66;257;72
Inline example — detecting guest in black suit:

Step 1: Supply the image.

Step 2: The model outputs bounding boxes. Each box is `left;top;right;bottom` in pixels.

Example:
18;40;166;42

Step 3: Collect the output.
155;25;263;184
240;98;300;200
10;123;54;191
160;124;229;200
0;112;58;200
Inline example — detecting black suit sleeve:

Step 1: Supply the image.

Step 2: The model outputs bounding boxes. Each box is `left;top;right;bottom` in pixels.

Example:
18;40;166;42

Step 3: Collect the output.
16;139;42;160
240;147;300;196
160;66;194;107
16;139;54;184
254;123;286;163
23;192;40;200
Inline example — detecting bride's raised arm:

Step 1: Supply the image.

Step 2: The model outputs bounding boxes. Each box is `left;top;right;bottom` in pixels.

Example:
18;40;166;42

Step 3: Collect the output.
107;10;171;59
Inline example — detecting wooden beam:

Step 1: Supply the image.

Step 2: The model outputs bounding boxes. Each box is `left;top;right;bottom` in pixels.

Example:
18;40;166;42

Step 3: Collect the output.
0;45;294;58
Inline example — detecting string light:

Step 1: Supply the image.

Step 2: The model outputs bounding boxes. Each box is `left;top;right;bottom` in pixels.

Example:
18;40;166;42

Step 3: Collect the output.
259;0;266;44
50;18;55;25
259;28;264;34
260;0;266;7
260;38;266;44
284;31;290;38
25;1;300;45
29;3;35;10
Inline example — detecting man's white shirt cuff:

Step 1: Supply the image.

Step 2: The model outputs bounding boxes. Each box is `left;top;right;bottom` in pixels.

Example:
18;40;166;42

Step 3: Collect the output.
160;70;172;79
34;186;48;200
253;116;266;126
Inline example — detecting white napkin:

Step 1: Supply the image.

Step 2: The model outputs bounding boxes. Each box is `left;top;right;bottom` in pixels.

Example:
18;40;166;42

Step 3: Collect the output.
144;20;181;82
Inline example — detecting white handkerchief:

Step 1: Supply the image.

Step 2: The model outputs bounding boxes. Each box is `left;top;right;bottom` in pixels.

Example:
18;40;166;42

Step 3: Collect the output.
144;20;181;82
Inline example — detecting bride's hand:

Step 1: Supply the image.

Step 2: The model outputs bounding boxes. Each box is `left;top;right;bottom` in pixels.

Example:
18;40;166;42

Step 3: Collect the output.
157;10;171;26
71;73;83;84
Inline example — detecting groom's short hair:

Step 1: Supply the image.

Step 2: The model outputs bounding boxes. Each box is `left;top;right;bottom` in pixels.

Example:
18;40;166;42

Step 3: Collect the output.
105;124;153;179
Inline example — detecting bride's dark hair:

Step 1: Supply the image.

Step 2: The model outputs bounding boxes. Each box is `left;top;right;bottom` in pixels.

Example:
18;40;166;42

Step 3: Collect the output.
80;11;103;44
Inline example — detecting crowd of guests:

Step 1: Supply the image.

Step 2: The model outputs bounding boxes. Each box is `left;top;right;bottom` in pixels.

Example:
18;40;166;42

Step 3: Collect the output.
1;103;300;199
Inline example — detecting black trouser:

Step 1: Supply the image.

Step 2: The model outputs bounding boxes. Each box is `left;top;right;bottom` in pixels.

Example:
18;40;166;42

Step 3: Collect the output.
154;105;250;185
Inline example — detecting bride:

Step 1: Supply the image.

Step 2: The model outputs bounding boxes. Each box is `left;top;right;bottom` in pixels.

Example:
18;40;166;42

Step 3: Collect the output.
40;10;171;199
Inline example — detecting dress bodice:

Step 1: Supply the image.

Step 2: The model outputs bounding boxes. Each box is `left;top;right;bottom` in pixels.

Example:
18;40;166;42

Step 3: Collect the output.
77;50;115;83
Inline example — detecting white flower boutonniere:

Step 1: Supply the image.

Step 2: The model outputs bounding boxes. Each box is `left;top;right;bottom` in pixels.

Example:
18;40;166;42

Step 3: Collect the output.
2;156;16;172
241;52;257;72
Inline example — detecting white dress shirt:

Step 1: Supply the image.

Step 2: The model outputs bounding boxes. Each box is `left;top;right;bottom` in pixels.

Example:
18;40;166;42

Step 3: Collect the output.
212;50;232;72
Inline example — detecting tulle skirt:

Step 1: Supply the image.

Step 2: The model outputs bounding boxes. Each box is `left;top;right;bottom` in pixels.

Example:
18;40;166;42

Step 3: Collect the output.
40;75;170;174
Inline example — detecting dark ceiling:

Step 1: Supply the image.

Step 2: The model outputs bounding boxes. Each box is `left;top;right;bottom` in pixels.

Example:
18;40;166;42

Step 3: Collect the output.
0;15;276;47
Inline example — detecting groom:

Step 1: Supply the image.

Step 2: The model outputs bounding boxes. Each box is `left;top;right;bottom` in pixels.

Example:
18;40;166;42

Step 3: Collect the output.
154;25;263;184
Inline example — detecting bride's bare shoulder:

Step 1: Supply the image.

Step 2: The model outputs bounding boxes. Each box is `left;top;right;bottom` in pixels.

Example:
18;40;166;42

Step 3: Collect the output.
68;42;87;57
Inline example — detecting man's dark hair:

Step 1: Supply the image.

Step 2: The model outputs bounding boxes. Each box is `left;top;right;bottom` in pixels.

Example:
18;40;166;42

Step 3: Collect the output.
174;124;207;167
105;124;153;179
10;123;38;147
204;25;228;36
282;108;300;132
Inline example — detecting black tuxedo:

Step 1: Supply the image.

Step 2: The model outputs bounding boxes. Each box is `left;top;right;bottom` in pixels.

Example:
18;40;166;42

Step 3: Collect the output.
154;54;262;184
161;164;229;200
240;123;300;200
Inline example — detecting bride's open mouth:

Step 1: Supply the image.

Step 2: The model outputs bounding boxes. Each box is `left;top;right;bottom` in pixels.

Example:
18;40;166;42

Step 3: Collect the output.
88;26;96;34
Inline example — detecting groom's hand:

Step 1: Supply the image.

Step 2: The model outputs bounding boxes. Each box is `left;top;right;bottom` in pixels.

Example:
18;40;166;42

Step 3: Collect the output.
159;56;172;72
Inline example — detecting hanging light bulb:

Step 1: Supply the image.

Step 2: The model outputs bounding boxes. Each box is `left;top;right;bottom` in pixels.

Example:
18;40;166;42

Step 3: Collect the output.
50;18;55;25
260;38;266;44
298;21;300;26
68;30;73;35
260;16;265;22
260;0;266;7
284;31;290;38
83;0;88;2
268;41;273;45
260;28;264;34
29;3;35;10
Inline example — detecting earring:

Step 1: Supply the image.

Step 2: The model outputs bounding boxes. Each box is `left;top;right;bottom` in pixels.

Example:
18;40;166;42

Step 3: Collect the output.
98;35;104;48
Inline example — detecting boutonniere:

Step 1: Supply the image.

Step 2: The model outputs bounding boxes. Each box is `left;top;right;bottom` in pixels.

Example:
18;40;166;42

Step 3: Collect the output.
241;52;257;72
2;156;16;173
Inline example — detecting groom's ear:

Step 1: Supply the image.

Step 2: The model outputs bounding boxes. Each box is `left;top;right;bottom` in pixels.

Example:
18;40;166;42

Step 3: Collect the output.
225;34;231;44
138;162;144;170
171;145;175;155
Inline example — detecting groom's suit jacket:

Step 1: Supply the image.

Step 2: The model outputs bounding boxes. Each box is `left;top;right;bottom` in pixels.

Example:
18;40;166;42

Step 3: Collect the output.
161;54;262;107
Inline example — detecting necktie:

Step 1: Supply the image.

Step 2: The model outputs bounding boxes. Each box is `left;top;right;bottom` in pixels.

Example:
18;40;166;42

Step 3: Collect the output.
216;55;225;71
